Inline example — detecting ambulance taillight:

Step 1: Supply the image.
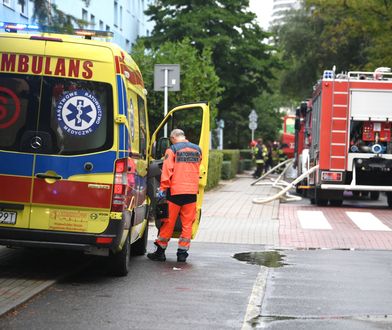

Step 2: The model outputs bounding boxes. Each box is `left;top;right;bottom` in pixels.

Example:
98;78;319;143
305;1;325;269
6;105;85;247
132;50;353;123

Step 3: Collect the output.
111;158;128;212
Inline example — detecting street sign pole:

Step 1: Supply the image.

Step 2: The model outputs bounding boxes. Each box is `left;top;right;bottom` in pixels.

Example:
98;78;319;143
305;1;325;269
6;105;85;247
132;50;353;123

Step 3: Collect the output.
249;110;258;141
154;64;181;137
164;68;169;137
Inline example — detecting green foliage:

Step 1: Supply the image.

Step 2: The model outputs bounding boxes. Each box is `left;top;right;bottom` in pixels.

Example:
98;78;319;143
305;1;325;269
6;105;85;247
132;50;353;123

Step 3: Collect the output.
239;149;253;160
221;161;232;180
205;150;223;191
243;159;252;171
222;149;240;179
142;0;282;147
131;38;222;131
20;0;89;31
276;0;392;100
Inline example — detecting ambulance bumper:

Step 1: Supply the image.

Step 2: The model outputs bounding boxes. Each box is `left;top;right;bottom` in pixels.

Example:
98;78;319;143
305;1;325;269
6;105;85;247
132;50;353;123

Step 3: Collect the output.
321;184;392;191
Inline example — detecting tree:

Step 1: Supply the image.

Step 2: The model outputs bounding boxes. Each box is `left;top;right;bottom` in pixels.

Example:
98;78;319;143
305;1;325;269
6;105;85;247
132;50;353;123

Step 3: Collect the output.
276;0;392;100
18;0;90;31
131;38;223;131
141;0;281;148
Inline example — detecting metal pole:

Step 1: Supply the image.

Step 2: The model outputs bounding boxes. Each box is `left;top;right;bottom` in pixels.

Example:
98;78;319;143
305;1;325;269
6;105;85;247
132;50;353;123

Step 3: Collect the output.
219;128;223;150
164;68;169;137
251;129;254;141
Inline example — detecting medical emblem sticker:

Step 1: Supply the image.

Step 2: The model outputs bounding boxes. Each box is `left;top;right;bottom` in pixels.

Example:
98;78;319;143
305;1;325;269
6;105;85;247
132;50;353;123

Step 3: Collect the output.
56;90;102;136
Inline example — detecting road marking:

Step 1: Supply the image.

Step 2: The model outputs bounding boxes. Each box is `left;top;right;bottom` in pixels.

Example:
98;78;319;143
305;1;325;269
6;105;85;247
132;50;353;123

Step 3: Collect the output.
297;210;332;230
346;212;391;231
242;266;268;330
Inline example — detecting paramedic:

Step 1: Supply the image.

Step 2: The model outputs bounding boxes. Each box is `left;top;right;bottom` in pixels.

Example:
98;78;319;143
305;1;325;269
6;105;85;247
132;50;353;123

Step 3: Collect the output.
147;129;202;263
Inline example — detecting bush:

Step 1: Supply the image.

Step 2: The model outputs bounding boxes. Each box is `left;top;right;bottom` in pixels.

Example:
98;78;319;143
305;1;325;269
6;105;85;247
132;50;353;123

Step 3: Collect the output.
238;159;245;174
243;159;252;170
221;161;232;180
205;150;223;191
222;150;240;179
240;149;253;160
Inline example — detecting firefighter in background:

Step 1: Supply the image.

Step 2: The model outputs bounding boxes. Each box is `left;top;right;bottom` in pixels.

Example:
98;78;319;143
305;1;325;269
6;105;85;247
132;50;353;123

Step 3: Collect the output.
253;138;268;178
272;141;287;173
147;129;202;263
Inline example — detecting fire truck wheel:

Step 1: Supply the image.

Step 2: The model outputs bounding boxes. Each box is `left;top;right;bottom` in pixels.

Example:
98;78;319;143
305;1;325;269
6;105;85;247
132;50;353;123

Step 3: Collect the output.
316;199;328;206
329;199;343;207
310;198;315;205
387;192;392;208
370;191;380;201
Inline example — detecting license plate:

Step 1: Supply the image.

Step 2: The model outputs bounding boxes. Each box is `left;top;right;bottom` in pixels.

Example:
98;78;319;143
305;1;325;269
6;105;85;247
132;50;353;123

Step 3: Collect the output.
0;210;17;224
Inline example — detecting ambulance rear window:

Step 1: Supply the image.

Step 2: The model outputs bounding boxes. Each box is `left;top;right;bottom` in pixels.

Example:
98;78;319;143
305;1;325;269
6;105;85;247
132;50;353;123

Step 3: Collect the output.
0;73;113;155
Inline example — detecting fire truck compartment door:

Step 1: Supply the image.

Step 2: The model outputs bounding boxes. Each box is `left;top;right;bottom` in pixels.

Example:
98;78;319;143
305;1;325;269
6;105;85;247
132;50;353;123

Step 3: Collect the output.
350;89;392;121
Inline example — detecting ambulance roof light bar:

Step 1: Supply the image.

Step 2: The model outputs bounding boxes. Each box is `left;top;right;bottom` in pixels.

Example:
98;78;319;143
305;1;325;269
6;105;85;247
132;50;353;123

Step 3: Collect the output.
0;21;113;39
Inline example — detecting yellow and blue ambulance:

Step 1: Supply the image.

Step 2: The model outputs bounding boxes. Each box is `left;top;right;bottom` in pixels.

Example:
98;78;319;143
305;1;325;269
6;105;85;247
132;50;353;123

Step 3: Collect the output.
0;23;210;275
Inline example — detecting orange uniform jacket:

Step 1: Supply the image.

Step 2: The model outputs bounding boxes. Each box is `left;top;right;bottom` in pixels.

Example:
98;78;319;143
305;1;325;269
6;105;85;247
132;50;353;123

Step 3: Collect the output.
160;141;202;195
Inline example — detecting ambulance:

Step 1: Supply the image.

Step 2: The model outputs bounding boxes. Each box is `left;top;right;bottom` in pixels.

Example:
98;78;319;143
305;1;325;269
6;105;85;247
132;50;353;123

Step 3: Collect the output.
0;23;210;275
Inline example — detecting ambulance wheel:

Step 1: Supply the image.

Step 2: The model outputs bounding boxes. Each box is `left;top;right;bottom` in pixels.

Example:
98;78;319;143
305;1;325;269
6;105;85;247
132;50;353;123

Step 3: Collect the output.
109;234;131;277
370;191;380;200
131;222;148;256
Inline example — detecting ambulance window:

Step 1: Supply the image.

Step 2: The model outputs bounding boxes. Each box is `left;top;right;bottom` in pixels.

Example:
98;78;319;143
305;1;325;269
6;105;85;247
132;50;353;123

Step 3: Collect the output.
137;95;147;157
42;77;113;155
0;74;40;151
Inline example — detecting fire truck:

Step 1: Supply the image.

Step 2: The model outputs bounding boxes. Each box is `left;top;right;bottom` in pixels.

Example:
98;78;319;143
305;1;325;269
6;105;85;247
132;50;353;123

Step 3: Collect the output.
296;67;392;207
281;114;295;158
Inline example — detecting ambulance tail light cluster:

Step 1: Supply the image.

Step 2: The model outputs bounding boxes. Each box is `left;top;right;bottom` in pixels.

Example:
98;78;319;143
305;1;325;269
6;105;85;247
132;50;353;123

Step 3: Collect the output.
111;158;128;212
321;171;343;182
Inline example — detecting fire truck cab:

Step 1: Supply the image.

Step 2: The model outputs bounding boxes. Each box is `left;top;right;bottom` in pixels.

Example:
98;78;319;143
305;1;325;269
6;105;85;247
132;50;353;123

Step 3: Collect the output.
304;67;392;207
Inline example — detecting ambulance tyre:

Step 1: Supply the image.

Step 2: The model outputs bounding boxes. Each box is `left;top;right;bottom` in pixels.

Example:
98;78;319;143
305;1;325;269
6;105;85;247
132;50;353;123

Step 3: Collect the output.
109;234;131;277
131;222;148;256
315;189;328;206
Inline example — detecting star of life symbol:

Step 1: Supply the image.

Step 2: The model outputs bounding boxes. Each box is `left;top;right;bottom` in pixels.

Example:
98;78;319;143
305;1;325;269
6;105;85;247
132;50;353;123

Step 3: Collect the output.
56;90;102;136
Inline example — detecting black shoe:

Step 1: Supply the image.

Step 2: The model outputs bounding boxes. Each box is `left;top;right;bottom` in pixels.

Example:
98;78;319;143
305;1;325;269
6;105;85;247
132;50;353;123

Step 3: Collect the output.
147;244;166;262
177;249;189;262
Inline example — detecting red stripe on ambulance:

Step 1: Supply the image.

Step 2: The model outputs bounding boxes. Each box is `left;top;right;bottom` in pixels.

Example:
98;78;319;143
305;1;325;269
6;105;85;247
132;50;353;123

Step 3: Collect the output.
0;175;31;203
32;180;112;209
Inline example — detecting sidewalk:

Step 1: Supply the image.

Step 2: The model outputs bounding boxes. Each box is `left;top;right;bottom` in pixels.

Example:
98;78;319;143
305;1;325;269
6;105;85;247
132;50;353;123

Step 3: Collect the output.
0;174;279;317
148;173;280;246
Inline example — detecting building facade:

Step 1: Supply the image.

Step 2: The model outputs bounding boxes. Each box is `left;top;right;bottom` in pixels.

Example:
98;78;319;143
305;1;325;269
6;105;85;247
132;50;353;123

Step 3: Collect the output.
0;0;154;51
271;0;301;26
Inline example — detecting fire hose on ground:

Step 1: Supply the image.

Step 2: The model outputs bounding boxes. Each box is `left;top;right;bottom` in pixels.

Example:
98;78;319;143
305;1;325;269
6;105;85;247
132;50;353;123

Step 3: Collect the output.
252;163;320;204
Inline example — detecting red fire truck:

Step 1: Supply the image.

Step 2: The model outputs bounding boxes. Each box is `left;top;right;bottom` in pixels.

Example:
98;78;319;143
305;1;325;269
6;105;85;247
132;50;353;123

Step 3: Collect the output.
281;115;295;158
298;67;392;207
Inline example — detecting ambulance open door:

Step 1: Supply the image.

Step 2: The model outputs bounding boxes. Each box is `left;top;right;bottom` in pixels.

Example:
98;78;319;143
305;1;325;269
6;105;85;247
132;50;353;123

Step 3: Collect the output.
148;102;210;238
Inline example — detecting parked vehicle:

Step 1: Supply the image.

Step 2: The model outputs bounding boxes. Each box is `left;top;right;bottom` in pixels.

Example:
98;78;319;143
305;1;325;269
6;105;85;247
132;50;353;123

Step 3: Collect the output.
0;23;210;275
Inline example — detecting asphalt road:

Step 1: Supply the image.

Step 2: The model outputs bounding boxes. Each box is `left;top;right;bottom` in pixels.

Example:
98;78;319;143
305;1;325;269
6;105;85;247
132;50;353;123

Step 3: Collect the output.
1;242;392;330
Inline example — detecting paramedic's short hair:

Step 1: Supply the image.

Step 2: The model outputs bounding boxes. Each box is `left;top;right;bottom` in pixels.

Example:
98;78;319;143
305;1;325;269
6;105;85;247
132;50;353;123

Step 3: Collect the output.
170;129;185;138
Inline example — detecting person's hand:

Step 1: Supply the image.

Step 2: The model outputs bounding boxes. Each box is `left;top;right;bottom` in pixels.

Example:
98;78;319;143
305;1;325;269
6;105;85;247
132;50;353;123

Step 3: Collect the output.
157;189;166;199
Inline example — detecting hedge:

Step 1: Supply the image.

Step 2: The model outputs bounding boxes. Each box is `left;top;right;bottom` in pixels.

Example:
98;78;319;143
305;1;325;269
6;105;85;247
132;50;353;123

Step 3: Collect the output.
205;150;223;191
222;149;240;179
221;161;232;180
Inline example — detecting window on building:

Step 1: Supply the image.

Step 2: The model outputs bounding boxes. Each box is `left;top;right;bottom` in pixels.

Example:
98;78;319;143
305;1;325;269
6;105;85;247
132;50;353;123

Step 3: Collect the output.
99;20;104;30
114;1;118;27
90;14;95;29
106;25;110;31
3;0;12;8
82;9;88;22
120;5;123;30
19;1;28;15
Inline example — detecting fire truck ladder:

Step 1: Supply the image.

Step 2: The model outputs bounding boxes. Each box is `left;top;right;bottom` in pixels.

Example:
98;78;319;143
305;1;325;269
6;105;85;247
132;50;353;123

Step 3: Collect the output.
329;75;349;171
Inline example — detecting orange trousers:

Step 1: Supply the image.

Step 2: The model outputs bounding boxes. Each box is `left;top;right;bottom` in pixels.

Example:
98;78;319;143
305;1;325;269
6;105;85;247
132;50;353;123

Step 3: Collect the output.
155;201;196;251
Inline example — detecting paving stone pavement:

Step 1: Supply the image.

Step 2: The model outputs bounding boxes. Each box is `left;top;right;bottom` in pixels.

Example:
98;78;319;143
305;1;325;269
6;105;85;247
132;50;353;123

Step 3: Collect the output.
0;173;279;317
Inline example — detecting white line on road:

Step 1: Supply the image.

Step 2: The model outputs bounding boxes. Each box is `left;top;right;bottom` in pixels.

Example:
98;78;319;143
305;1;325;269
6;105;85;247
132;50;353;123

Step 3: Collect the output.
297;210;332;230
242;266;268;330
346;212;391;231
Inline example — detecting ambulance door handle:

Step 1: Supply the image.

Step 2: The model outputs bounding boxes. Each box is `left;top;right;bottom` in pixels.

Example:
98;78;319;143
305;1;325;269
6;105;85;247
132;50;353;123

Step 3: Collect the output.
36;173;62;180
